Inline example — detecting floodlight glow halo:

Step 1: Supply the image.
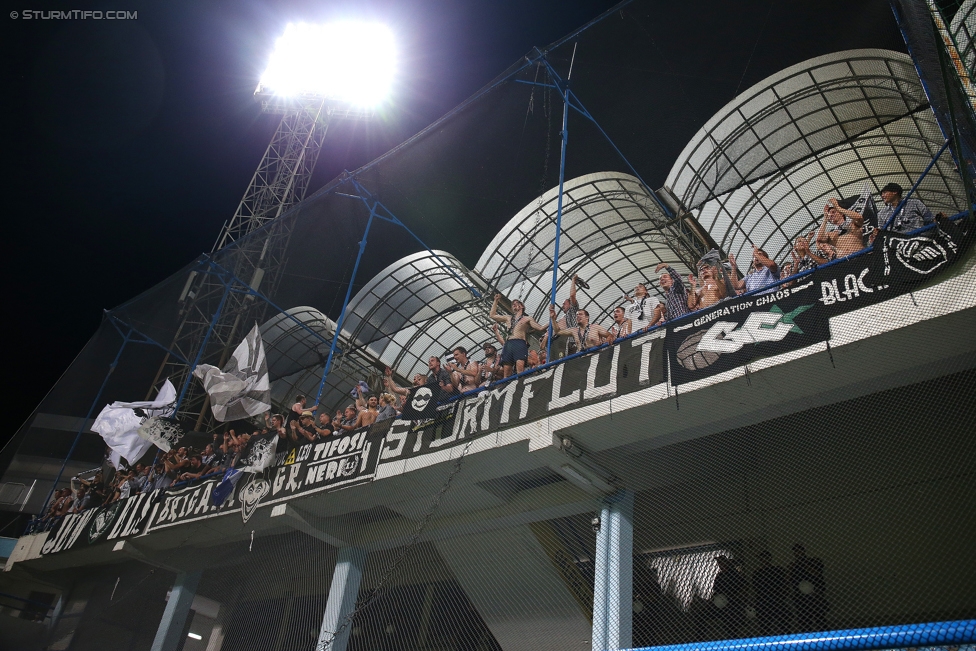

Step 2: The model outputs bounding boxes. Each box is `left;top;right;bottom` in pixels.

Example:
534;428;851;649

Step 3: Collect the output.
258;21;396;107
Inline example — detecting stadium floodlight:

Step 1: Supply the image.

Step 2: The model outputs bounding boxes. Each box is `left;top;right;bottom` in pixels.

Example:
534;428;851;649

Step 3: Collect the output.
256;22;396;107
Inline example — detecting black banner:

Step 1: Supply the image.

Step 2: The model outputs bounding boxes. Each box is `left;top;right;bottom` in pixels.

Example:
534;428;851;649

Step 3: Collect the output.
40;489;160;555
666;225;969;384
148;427;386;528
380;331;665;462
666;280;830;384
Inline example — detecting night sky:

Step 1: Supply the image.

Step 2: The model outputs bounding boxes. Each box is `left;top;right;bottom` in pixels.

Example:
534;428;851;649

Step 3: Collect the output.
3;0;906;451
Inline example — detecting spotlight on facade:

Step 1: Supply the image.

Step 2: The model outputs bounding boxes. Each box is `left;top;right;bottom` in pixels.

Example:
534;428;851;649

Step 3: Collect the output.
257;22;396;107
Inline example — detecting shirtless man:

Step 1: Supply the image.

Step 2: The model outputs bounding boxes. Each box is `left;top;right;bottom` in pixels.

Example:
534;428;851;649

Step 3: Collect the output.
607;306;633;342
688;263;727;311
820;198;866;257
548;305;612;351
446;346;481;394
490;293;547;377
354;396;379;429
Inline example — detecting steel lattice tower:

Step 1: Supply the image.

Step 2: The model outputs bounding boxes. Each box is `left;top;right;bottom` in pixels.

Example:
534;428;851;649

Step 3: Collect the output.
150;94;372;431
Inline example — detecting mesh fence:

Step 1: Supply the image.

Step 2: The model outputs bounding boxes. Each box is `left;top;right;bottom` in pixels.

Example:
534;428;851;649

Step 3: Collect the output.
2;1;976;651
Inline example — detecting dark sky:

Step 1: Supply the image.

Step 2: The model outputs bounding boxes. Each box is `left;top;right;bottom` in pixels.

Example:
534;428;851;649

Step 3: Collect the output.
4;0;906;447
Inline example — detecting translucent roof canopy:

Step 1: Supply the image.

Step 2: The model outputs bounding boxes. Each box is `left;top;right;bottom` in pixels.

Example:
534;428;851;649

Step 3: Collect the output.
260;306;334;381
261;306;387;414
665;50;929;212
274;174;699;394
475;172;694;327
340;250;490;381
664;49;969;268
951;0;975;83
264;49;972;411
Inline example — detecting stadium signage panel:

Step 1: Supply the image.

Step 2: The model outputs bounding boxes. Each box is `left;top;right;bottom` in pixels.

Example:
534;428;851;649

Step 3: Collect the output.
666;281;830;385
380;331;665;461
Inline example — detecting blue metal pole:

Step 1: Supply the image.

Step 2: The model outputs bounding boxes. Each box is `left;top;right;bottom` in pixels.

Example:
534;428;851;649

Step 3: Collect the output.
539;59;674;220
631;619;976;651
174;273;231;413
546;62;572;365
345;177;482;299
314;210;376;407
105;313;191;366
881;138;952;231
39;328;131;517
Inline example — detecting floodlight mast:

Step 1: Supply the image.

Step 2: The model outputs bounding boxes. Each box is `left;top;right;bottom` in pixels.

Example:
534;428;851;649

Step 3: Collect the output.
149;88;374;431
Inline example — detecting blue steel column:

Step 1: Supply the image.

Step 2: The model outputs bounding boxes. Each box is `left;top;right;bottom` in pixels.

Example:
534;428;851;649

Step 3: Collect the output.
151;570;201;651
591;490;633;651
607;491;634;651
545;61;572;365
316;546;367;651
314;211;375;407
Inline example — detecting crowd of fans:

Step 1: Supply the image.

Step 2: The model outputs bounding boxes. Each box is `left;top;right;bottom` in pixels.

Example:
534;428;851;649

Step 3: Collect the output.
369;185;940;405
31;185;945;531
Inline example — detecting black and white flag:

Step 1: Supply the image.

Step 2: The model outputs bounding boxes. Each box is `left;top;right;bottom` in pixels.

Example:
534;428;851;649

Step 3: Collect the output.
92;379;176;465
838;184;879;235
400;385;440;420
235;432;278;473
193;323;271;422
137;416;186;452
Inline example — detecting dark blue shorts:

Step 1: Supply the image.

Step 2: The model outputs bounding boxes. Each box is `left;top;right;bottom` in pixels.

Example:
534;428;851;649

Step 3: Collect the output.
500;339;528;365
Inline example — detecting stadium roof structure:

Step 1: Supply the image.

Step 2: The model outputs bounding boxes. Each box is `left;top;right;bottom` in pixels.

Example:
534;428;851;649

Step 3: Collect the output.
249;48;974;408
268;173;700;394
664;49;967;267
474;172;697;324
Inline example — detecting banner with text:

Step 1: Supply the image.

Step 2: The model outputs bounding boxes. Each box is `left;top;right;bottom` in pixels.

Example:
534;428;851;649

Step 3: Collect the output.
380;330;665;462
147;427;386;530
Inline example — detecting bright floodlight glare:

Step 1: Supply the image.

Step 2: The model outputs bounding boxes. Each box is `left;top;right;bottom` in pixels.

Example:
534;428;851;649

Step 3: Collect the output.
259;22;396;106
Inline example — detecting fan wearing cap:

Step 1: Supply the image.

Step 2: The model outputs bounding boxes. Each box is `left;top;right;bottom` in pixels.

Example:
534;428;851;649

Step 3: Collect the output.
480;341;501;385
290;410;318;443
878;182;934;233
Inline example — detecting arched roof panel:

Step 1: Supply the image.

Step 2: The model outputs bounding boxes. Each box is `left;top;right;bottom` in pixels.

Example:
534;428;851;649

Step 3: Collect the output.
950;0;975;76
690;94;967;272
475;172;695;327
665;49;928;211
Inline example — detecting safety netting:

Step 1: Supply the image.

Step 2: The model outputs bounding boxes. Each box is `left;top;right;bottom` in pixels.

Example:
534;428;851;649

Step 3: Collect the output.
2;1;976;651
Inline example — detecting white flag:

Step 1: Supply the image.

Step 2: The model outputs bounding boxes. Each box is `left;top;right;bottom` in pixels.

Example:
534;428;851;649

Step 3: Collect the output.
193;324;271;422
91;379;177;465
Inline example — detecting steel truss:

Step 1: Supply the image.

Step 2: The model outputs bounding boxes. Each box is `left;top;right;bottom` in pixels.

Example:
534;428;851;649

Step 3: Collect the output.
150;97;367;432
